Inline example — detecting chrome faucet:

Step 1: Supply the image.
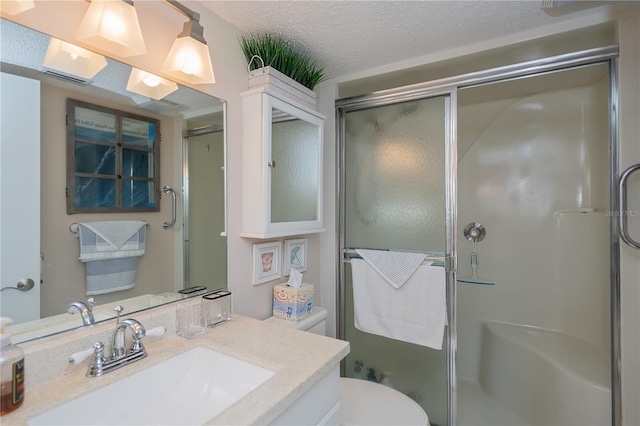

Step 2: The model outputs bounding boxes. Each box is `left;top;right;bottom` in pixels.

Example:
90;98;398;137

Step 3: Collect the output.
69;318;165;377
66;298;95;325
111;318;146;359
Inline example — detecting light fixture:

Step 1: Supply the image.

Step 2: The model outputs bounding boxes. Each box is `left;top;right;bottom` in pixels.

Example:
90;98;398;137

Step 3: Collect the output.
0;0;35;15
126;68;178;100
43;38;108;79
160;6;215;85
75;0;146;58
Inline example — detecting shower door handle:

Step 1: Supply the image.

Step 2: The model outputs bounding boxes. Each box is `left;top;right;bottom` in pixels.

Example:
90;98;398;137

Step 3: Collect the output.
162;186;177;230
619;163;640;250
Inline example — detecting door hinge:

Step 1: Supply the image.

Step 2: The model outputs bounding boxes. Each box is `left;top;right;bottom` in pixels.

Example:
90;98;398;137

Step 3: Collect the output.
445;256;457;273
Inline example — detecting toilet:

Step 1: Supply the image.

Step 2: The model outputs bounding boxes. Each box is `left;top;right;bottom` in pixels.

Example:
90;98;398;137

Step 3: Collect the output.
265;307;430;425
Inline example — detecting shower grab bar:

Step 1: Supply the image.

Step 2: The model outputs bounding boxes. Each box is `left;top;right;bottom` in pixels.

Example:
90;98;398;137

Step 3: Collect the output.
619;163;640;250
69;222;149;236
342;248;454;271
162;186;177;230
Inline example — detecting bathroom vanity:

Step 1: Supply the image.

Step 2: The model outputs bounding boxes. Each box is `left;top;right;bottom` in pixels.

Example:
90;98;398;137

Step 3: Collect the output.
2;303;349;425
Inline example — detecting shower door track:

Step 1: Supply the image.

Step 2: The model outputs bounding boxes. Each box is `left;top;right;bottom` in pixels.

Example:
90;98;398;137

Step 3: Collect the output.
336;45;621;426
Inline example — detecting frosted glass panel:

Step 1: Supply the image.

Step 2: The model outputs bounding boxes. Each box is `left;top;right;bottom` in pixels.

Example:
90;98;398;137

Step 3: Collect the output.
271;109;319;223
343;95;449;426
344;97;446;252
344;263;449;426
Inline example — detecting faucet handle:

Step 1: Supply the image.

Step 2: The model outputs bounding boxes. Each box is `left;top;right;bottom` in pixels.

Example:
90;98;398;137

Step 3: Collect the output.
145;326;166;337
86;342;107;378
130;325;165;353
69;346;95;365
69;341;105;365
87;297;95;309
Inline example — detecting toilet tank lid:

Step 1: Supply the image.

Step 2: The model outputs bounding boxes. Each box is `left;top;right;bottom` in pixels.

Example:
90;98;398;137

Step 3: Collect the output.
265;306;327;331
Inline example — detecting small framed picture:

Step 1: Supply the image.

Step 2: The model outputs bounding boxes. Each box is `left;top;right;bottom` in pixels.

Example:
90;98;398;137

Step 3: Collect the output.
253;241;282;285
284;238;307;276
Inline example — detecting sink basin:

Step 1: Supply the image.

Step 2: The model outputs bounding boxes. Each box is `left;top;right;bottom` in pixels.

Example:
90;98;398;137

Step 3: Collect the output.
28;347;275;425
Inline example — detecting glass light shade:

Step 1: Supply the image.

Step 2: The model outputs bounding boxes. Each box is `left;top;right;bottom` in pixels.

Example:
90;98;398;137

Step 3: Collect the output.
0;0;34;15
161;36;215;85
75;0;146;58
43;38;108;79
126;68;178;100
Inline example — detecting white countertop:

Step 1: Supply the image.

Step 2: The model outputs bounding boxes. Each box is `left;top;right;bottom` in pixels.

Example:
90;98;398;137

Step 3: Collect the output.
2;314;350;425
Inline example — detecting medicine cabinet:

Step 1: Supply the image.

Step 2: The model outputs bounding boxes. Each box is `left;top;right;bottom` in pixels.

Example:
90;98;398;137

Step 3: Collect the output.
241;87;325;238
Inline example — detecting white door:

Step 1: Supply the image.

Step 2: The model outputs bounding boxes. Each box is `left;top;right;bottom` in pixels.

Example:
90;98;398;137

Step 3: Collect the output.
0;72;41;323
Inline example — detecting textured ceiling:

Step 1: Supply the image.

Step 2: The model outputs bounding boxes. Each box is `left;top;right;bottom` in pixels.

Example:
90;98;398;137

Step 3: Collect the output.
199;0;622;79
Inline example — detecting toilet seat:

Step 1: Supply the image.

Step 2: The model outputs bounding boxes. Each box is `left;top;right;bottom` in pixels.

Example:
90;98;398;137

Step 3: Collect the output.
340;378;429;425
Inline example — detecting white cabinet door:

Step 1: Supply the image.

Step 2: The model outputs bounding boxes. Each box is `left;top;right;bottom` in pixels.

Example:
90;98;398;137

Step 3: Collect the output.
241;87;325;238
270;365;340;425
0;72;41;323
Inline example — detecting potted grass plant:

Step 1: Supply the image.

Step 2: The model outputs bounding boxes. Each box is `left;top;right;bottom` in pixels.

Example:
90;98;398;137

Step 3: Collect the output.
240;33;327;109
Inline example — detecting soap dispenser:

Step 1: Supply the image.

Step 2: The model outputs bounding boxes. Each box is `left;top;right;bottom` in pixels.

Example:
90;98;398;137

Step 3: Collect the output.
0;317;25;416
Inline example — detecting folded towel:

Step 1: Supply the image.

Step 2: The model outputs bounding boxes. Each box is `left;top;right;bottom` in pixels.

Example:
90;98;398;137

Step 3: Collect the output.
351;258;446;349
78;221;146;261
355;249;427;288
76;221;147;295
85;257;139;295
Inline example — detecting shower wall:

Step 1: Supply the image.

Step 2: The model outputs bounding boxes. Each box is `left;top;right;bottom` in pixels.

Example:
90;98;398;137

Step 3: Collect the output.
456;70;611;382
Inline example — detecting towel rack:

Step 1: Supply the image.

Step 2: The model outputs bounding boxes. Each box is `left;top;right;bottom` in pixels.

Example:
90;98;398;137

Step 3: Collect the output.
342;248;454;271
69;221;149;237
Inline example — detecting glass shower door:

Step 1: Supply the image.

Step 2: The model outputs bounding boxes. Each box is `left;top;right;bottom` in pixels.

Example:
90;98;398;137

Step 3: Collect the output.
184;130;226;289
340;92;455;426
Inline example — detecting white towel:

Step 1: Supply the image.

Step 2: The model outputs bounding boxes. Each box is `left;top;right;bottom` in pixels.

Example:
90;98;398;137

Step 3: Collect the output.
76;221;147;295
84;257;139;295
78;221;146;261
355;249;427;288
351;258;446;349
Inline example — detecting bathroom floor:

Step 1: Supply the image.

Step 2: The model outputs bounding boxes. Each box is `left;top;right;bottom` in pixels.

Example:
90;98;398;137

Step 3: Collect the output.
457;379;527;426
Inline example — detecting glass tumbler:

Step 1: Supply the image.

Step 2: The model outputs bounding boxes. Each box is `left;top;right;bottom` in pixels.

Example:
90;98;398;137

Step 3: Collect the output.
176;302;206;338
202;290;232;328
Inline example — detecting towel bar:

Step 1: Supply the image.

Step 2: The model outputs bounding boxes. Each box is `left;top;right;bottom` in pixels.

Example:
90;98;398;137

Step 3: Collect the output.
342;248;452;270
69;221;150;237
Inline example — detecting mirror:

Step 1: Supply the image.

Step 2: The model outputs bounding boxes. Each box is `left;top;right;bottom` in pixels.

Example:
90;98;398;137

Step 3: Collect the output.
270;108;320;223
0;18;226;344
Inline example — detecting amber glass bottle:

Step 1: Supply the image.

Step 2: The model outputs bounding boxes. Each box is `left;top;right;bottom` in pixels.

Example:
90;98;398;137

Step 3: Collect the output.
0;318;24;416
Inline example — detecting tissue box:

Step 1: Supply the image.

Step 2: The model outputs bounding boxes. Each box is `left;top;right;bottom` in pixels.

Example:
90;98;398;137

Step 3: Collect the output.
273;283;314;322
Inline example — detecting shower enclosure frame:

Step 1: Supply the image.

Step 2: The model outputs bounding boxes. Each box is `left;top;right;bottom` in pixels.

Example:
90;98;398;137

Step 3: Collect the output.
336;45;620;426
